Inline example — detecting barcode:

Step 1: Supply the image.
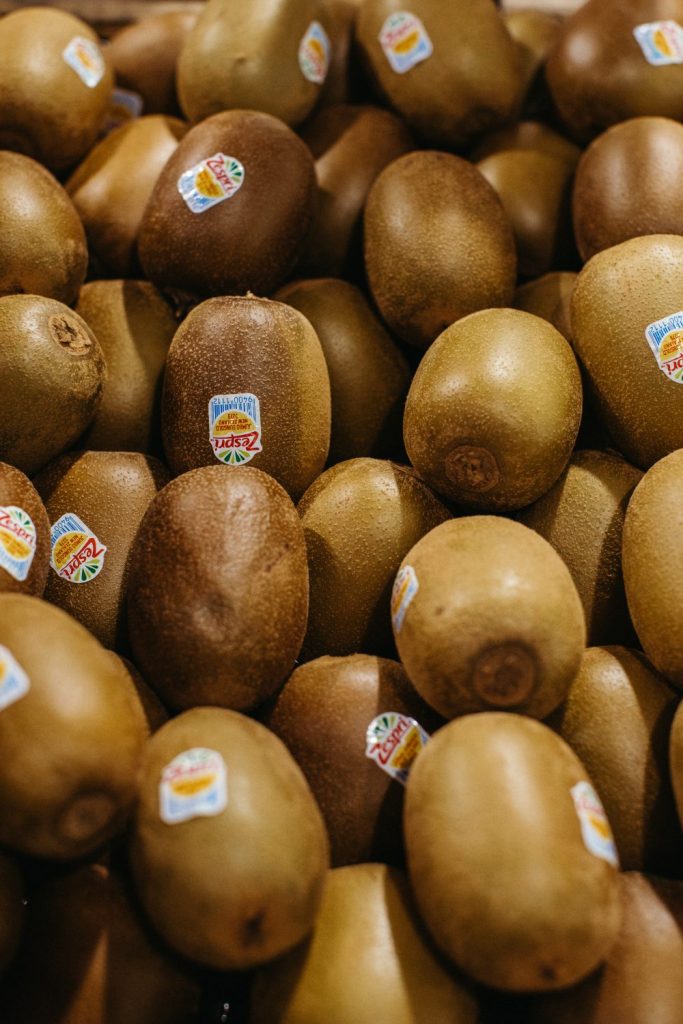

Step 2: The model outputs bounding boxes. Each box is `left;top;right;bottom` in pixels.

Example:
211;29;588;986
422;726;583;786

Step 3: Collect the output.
50;513;86;542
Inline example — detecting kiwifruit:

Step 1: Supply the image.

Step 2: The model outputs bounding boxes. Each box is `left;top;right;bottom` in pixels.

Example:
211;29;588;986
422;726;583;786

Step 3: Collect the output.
315;1;357;109
131;706;329;970
177;0;334;126
0;295;106;477
250;863;478;1024
0;852;23;976
0;463;50;598
622;448;683;687
67;116;188;278
469;120;581;165
504;9;563;95
108;651;169;734
34;451;170;650
549;647;683;875
0;152;87;304
274;278;410;463
393;516;586;720
364;151;517;348
573;117;683;262
161;295;330;500
519;450;642;645
356;0;523;149
404;713;622;991
263;654;444;866
571;234;683;468
0;594;147;859
138;110;316;297
404;308;582;510
671;701;683;827
127;466;309;711
514;271;576;341
298;458;450;659
75;281;176;454
0;7;113;170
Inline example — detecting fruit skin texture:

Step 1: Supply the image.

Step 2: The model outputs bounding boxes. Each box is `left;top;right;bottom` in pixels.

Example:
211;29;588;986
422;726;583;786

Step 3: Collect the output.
571;234;683;469
127;466;309;712
364;150;516;349
622;449;683;688
671;701;683;830
131;706;329;971
249;863;479;1024
514;270;576;342
404;713;622;992
106;11;198;115
403;308;582;511
0;462;51;598
393;517;586;721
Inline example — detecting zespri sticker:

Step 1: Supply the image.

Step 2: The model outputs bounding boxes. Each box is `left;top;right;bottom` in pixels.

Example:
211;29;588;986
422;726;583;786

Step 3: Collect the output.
0;646;30;712
299;21;330;84
50;513;107;584
633;21;683;65
644;311;683;382
366;712;429;785
391;564;419;633
177;154;245;214
62;36;106;88
0;506;36;582
571;781;619;868
209;393;262;465
379;12;433;74
159;748;228;825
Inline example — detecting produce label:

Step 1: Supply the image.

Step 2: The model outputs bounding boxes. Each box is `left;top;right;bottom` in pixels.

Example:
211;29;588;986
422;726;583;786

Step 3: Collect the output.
50;513;107;584
209;393;262;465
177;154;245;214
0;645;30;711
645;311;683;382
391;564;419;633
379;12;433;74
299;21;330;84
103;87;144;134
633;21;683;64
0;506;36;582
159;748;228;825
366;712;429;785
571;781;619;868
62;36;106;88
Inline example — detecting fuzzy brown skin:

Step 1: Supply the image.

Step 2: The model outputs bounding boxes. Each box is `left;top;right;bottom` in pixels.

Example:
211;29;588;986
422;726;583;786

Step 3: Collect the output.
404;309;582;511
469;120;581;165
127;466;309;711
0;594;147;860
0;7;113;171
514;271;577;342
106;12;198;115
0;462;51;598
0;152;87;305
504;9;563;94
0;852;23;977
671;703;683;828
404;714;622;992
161;295;330;500
0;295;106;477
364;151;517;348
131;707;329;971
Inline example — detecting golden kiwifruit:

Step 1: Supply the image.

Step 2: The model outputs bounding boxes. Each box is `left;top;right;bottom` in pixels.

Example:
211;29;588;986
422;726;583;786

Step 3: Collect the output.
504;9;563;95
469;120;581;165
76;281;176;454
274;279;410;463
108;651;169;734
573;117;683;262
263;654;444;866
0;152;87;304
0;295;106;477
315;0;356;109
0;852;23;976
138;110;316;297
67;116;188;278
514;271;577;341
364;151;516;348
161;295;330;500
34;451;170;650
404;309;582;510
393;517;585;720
405;713;621;991
671;702;683;828
131;706;329;970
622;448;683;687
519;450;642;645
549;647;683;875
0;463;50;598
127;466;309;711
0;7;113;170
0;594;147;859
106;11;198;115
250;863;478;1024
298;458;450;659
571;234;683;468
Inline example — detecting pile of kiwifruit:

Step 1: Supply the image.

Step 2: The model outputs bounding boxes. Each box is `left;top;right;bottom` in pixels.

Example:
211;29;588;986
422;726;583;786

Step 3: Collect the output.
2;0;683;1020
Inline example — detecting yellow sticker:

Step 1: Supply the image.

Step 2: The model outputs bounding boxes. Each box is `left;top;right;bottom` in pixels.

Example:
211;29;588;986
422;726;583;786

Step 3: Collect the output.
159;748;228;824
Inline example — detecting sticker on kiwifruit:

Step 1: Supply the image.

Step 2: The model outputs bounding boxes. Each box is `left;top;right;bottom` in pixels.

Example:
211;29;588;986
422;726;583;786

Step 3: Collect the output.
644;311;683;381
208;393;262;465
571;781;619;868
366;711;429;784
62;36;106;88
0;506;36;582
159;748;228;824
633;21;683;64
391;564;419;632
177;154;245;214
0;645;30;711
103;87;144;134
379;12;433;74
50;513;107;584
298;21;330;84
